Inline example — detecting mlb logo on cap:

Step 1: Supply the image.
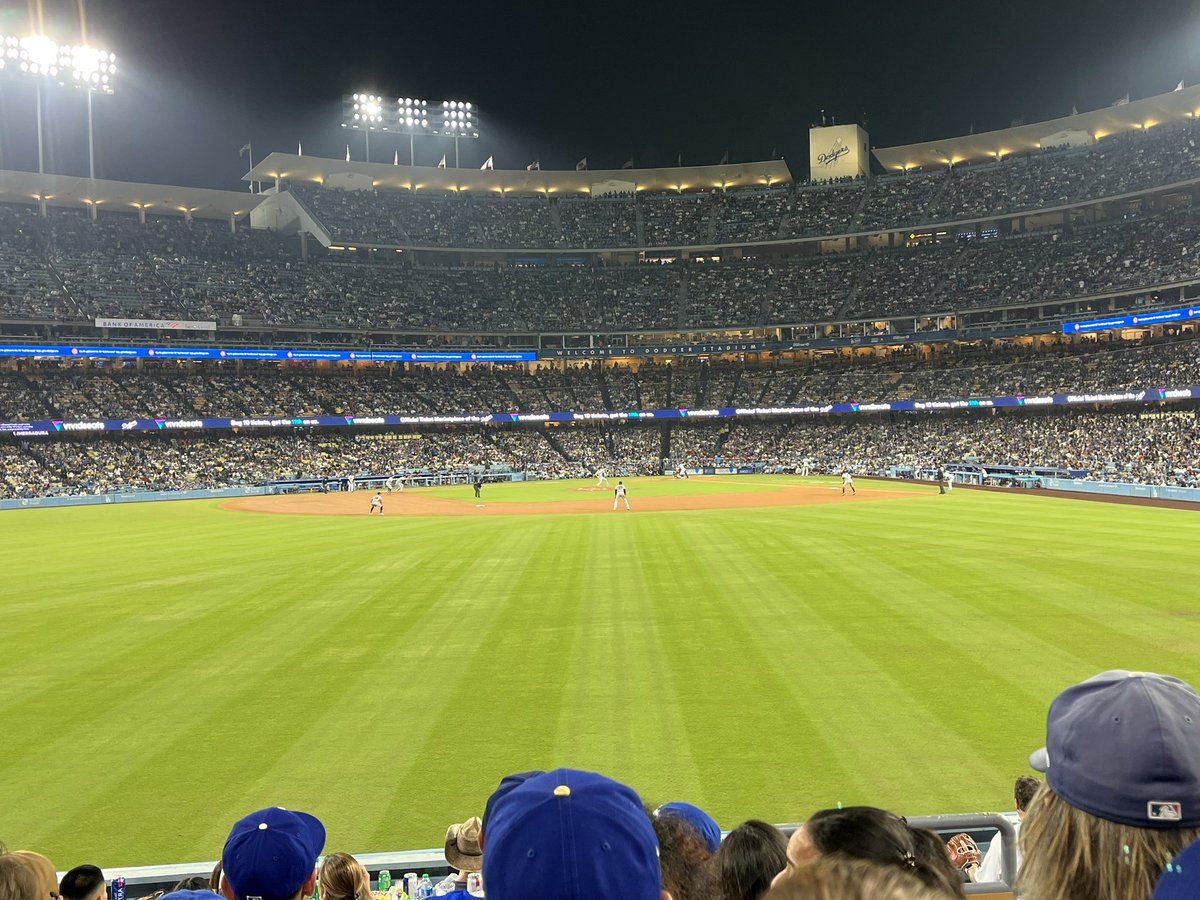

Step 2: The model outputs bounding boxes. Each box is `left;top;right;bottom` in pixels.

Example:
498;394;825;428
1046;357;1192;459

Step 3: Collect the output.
1149;802;1183;822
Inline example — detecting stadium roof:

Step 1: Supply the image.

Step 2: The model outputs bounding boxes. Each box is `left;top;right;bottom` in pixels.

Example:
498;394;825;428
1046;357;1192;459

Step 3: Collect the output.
874;84;1200;171
0;170;265;220
244;153;793;195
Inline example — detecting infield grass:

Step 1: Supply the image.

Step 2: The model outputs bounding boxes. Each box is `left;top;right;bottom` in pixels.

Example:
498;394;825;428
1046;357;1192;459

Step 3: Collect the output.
2;476;1199;867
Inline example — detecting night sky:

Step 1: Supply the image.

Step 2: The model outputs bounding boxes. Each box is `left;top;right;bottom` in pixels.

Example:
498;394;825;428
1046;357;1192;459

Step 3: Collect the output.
1;0;1198;190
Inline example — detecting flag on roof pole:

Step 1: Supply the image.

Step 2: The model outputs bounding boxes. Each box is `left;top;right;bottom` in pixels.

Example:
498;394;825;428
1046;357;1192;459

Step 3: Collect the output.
298;142;303;156
346;145;351;162
394;150;399;165
1176;80;1186;91
481;156;494;170
438;154;447;168
238;142;252;157
576;157;587;171
719;150;729;165
527;160;540;171
621;158;634;169
1114;93;1130;107
1071;105;1079;115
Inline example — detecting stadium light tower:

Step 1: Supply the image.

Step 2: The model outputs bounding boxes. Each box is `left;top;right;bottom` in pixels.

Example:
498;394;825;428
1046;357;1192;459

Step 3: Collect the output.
0;34;117;178
433;100;479;168
342;93;388;162
341;92;478;167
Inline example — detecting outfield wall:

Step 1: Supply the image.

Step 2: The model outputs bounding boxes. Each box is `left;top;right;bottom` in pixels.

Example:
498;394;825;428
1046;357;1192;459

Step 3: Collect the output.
0;485;273;510
1036;477;1200;503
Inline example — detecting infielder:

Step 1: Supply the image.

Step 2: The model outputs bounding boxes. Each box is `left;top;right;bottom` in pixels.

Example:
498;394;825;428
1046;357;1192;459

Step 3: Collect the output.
841;470;856;495
613;480;631;511
594;467;610;489
346;474;356;493
385;475;395;494
368;492;384;515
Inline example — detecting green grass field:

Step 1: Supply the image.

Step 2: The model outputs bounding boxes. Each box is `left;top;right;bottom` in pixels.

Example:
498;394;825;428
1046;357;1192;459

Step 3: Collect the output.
3;476;1199;868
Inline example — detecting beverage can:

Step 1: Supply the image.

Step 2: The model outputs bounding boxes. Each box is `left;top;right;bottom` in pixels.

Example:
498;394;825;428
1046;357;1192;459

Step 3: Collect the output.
378;870;391;893
112;878;126;900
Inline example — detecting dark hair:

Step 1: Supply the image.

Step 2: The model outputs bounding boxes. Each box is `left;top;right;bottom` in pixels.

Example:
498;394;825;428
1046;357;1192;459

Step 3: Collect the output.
60;866;106;900
170;878;212;894
906;828;967;899
209;862;222;895
716;819;788;900
649;809;718;900
803;807;950;893
1014;775;1041;812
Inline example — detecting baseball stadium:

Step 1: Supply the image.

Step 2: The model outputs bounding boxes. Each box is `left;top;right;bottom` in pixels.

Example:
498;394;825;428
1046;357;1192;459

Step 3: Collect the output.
4;7;1200;900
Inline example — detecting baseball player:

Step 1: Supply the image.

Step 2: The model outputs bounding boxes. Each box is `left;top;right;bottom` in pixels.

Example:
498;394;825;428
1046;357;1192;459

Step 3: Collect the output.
368;492;384;515
346;474;356;493
841;470;856;495
613;480;631;511
594;467;610;489
385;475;395;495
945;470;955;492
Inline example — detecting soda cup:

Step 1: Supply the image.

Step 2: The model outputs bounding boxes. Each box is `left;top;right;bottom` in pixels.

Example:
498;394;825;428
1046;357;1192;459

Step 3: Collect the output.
465;873;482;896
111;878;126;900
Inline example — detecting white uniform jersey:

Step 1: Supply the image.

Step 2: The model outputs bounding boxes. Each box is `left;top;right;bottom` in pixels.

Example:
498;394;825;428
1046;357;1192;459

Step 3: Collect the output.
615;484;627;497
842;472;853;484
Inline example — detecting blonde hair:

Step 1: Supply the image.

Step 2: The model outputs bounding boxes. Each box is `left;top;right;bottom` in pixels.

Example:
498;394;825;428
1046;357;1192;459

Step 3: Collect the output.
317;853;369;900
10;852;58;898
1018;784;1200;900
765;856;950;900
0;855;42;900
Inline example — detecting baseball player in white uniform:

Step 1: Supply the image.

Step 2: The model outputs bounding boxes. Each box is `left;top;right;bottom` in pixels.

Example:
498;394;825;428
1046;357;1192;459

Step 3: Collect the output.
945;470;955;492
385;475;395;494
594;467;610;489
613;480;631;511
368;492;384;515
346;474;356;493
841;471;856;495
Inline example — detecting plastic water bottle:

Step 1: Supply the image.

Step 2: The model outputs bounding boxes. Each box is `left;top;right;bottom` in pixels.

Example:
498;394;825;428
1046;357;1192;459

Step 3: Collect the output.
378;870;391;894
415;874;434;899
432;876;454;896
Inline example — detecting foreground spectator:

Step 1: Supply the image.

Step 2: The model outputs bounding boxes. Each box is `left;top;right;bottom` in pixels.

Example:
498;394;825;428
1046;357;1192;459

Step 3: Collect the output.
220;808;325;900
9;854;57;900
439;816;483;898
908;830;967;898
1020;670;1200;900
715;819;789;900
653;802;722;854
481;767;671;900
773;807;960;896
649;806;718;900
315;853;370;900
971;773;1039;883
59;867;106;900
0;854;41;900
765;856;951;899
1153;837;1200;898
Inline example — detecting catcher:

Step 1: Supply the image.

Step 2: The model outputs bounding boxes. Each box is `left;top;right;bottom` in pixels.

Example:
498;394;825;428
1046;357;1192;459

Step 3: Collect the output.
946;832;981;880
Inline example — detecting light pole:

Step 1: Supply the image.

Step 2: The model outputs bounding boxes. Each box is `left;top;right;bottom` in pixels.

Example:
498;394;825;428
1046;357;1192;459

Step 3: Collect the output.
1;35;116;179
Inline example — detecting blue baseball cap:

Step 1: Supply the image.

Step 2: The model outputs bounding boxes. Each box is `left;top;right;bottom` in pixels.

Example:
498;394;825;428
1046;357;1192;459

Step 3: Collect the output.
159;892;219;900
480;770;545;845
481;768;662;900
1153;838;1200;899
654;802;722;854
221;808;325;900
1029;671;1200;828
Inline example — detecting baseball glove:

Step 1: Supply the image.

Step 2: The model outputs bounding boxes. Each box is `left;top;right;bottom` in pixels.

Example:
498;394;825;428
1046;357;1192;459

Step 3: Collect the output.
946;832;981;870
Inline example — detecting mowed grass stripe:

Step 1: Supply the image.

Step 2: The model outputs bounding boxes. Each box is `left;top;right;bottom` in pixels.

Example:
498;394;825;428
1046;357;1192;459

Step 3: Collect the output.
2;484;1200;865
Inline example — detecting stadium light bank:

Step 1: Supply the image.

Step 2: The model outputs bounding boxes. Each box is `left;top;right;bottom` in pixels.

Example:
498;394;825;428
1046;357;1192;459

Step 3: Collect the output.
342;93;479;167
0;34;116;180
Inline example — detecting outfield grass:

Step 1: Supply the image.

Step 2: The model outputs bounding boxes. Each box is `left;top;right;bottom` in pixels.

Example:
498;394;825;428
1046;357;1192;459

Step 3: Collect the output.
2;477;1199;867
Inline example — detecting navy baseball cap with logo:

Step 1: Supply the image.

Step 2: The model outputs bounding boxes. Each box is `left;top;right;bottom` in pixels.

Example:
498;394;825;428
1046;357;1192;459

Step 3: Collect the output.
1029;670;1200;828
482;768;662;900
221;807;326;900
